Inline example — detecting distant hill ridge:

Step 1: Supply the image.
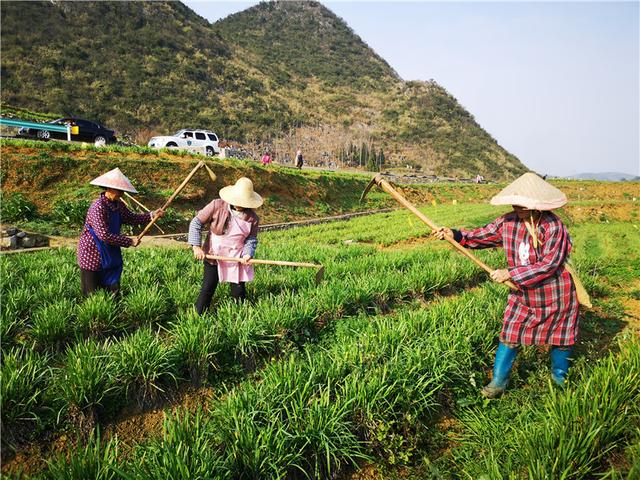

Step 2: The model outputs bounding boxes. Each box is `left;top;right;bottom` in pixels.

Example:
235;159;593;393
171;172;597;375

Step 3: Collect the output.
566;172;640;182
0;0;527;179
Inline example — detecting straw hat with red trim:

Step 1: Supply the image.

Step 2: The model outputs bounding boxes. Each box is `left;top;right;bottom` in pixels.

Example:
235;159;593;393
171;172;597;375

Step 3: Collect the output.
219;177;263;209
90;168;138;194
490;172;567;210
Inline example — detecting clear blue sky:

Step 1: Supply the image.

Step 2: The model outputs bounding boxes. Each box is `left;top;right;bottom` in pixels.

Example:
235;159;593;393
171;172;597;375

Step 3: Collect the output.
185;1;639;177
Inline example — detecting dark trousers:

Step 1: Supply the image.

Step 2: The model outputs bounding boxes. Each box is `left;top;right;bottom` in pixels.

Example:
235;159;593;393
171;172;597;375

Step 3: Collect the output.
80;269;119;297
195;261;246;314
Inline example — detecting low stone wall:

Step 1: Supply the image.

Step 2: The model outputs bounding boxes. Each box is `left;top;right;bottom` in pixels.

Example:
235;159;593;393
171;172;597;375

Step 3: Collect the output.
1;226;50;250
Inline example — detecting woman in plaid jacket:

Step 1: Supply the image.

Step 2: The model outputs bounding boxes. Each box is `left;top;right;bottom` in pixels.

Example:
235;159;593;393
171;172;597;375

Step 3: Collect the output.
436;173;579;398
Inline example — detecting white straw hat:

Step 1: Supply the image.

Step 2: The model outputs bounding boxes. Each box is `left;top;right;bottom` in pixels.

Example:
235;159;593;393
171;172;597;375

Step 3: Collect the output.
219;177;263;209
490;172;567;210
90;168;138;193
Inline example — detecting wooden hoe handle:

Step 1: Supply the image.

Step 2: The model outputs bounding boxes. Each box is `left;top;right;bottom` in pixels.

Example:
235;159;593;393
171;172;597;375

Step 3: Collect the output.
204;254;324;284
363;174;518;291
123;193;165;234
137;161;206;242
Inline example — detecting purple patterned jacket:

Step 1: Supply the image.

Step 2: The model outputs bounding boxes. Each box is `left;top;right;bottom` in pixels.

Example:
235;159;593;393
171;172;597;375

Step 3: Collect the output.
77;193;150;271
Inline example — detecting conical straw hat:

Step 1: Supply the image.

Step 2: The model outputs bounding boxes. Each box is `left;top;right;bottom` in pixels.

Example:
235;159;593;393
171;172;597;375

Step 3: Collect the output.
490;172;567;210
219;177;263;209
90;168;138;193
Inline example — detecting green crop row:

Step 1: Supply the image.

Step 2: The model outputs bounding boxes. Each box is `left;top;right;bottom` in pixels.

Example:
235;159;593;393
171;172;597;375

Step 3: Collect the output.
1;212;637;477
447;334;640;479
265;202;506;247
1;237;502;446
32;289;640;480
23;285;505;479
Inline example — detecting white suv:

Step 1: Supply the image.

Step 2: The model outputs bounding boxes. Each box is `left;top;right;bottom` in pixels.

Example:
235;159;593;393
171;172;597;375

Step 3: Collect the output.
148;129;220;156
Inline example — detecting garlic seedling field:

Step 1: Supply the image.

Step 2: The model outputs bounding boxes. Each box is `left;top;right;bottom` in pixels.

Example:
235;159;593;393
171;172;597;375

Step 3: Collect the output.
1;204;638;479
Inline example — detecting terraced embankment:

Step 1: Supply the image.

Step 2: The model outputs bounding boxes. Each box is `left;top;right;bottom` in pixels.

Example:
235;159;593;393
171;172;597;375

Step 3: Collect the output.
2;139;638;238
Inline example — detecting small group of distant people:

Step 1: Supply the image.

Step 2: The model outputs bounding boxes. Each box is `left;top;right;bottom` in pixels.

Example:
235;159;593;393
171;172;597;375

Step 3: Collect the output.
259;148;303;169
78;166;582;398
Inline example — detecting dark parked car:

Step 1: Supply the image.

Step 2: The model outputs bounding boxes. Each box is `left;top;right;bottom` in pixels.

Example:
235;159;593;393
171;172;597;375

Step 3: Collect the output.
19;117;117;145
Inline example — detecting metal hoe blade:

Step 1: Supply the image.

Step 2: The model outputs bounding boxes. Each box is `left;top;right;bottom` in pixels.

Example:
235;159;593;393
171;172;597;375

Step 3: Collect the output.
204;164;217;184
359;174;382;203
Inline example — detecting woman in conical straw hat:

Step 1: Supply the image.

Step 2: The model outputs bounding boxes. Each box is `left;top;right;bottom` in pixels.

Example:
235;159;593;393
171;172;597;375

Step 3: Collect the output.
77;168;164;296
188;177;263;314
435;172;579;398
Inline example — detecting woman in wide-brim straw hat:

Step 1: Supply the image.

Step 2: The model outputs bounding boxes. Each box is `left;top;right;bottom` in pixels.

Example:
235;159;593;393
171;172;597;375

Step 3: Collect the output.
435;172;580;398
188;177;263;314
77;168;164;296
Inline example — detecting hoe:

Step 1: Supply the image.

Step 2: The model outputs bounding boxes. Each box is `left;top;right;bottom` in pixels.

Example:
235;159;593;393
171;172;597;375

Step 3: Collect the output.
136;161;217;242
360;174;518;291
123;192;165;234
205;255;325;285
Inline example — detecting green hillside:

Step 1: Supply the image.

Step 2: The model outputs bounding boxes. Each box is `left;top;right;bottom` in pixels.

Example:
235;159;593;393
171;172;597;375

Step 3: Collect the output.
213;1;398;88
0;1;527;178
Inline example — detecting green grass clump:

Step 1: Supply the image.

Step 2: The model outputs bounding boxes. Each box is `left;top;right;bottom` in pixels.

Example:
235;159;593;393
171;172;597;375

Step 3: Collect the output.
45;430;120;480
54;339;119;430
169;310;220;386
29;298;75;351
0;347;50;440
2;286;34;341
124;409;223;478
50;198;91;227
122;285;170;327
113;328;177;408
0;192;39;222
164;280;195;311
75;290;120;338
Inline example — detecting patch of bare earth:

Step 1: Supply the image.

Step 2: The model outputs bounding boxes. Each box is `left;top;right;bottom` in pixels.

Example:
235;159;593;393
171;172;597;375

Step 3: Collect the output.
563;202;639;223
1;385;216;477
347;464;385;479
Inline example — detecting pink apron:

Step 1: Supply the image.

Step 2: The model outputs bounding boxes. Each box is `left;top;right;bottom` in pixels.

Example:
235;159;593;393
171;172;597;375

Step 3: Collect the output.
209;213;254;283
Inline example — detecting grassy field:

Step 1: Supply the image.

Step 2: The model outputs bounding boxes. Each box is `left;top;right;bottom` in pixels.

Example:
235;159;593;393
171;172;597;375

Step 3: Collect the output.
1;194;639;478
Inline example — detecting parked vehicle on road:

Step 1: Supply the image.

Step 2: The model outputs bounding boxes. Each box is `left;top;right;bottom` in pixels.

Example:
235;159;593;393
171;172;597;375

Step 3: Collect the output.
148;129;220;156
18;117;117;145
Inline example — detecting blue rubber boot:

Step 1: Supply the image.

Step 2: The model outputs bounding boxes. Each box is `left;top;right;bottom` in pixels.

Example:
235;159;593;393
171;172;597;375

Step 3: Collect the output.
550;346;572;386
482;342;518;398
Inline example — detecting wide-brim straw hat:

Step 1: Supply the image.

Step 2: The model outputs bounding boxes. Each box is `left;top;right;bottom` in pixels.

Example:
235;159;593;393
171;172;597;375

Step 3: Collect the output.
219;177;263;209
490;172;567;210
90;168;138;193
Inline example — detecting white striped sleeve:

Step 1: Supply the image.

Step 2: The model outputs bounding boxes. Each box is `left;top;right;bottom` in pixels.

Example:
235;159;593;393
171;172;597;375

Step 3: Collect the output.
188;217;204;246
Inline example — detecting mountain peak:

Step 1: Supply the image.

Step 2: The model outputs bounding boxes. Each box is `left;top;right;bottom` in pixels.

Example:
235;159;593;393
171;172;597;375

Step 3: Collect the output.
213;0;399;86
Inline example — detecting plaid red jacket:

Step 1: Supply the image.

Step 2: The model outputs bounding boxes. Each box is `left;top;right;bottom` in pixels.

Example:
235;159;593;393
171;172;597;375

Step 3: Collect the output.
460;211;579;346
